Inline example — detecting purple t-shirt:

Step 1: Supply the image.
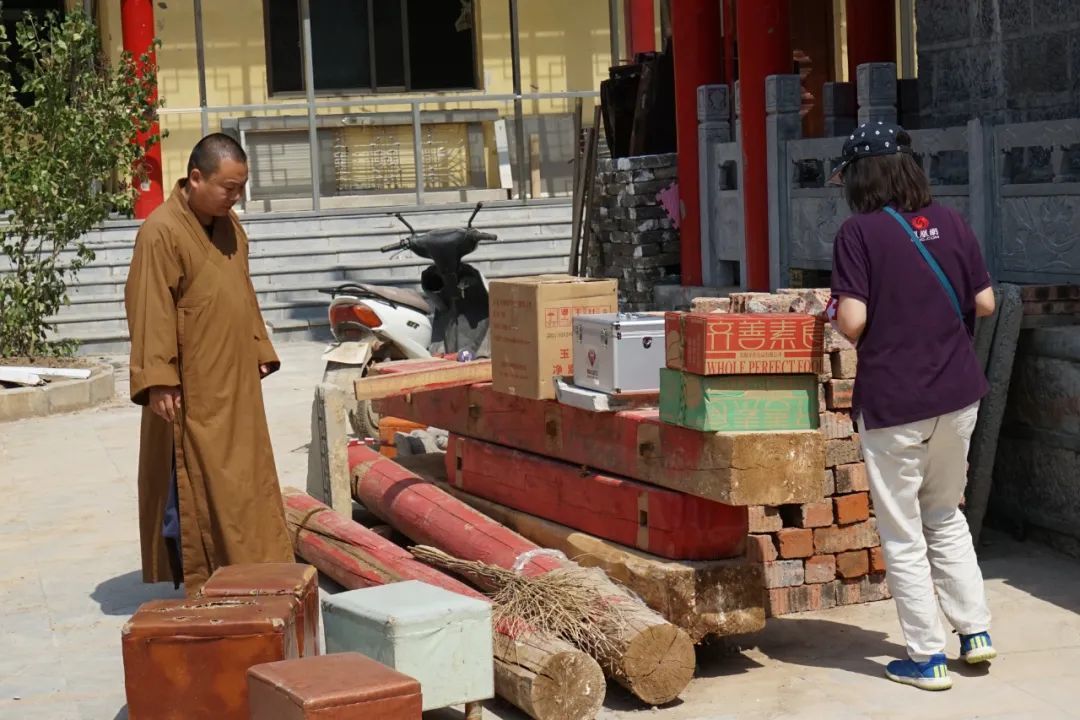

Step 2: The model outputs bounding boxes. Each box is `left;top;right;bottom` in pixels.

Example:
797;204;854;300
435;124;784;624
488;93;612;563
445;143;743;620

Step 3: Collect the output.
830;202;991;430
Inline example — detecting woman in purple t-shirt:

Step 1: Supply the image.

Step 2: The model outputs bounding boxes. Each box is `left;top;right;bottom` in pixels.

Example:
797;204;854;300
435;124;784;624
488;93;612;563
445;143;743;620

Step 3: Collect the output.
828;122;998;691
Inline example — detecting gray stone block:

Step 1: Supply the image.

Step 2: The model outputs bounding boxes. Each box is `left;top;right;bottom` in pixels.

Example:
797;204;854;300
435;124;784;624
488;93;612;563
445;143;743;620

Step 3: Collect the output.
734;80;741;118
822;82;857;117
700;120;732;143
614;153;678;170
1006;34;1071;95
824;117;858;137
626;179;674;196
765;74;803;114
0;386;49;423
915;0;973;46
856;63;898;106
857;106;899;125
1000;0;1033;34
1033;0;1080;26
697;84;731;122
45;379;91;414
88;368;116;404
634;165;679;182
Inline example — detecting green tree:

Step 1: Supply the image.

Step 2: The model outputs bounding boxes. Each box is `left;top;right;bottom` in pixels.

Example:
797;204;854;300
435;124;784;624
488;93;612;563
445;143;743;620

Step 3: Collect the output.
0;10;163;357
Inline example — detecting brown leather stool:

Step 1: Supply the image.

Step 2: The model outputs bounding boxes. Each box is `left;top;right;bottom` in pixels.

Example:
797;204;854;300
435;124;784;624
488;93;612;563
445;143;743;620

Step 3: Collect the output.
202;563;322;656
247;652;422;719
122;596;301;720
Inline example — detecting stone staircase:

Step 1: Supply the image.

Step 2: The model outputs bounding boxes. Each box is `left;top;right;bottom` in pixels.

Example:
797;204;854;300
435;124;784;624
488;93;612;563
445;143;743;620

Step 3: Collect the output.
27;201;573;355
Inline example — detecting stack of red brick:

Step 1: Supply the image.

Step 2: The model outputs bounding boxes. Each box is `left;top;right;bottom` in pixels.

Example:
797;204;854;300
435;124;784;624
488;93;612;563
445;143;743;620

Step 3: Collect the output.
692;289;892;616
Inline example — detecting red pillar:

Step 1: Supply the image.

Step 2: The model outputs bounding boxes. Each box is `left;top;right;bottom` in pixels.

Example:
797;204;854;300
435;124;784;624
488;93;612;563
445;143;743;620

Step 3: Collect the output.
736;0;790;291
121;0;165;219
721;0;736;83
845;0;896;82
670;0;723;287
624;0;656;56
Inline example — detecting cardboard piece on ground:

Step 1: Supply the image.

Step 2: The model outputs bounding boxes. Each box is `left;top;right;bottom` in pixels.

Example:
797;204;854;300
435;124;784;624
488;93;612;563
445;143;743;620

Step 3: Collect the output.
375;383;826;505
355;359;492;401
445;434;748;560
489;275;617;400
659;369;819;432
398;453;766;643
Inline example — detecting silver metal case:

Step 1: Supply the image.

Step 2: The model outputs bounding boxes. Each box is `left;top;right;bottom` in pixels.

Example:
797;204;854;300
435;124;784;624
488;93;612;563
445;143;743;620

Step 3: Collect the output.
572;313;665;394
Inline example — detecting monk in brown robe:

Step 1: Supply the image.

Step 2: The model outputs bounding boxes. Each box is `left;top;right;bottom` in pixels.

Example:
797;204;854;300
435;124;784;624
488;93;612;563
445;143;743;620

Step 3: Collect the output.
125;133;293;596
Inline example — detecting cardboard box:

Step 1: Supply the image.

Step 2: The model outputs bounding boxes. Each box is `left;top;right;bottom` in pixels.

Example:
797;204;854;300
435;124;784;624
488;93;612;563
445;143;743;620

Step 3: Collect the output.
666;312;825;375
490;275;617;399
660;369;819;432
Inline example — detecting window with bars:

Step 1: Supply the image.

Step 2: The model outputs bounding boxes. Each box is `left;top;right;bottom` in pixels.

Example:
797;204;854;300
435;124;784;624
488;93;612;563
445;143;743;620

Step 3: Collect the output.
263;0;479;95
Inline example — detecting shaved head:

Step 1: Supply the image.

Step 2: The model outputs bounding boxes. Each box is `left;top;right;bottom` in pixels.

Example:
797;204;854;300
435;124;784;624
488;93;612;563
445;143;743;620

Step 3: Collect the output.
187;133;247;178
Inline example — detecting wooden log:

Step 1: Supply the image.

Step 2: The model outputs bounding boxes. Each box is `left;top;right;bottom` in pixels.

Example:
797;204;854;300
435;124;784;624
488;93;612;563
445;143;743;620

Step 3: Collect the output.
355;358;492;401
282;489;605;720
374;383;825;505
399;454;766;643
445;434;748;559
347;448;697;705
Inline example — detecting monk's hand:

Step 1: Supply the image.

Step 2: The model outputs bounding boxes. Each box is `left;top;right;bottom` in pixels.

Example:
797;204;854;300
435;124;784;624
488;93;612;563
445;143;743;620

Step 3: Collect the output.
259;364;271;379
149;386;182;423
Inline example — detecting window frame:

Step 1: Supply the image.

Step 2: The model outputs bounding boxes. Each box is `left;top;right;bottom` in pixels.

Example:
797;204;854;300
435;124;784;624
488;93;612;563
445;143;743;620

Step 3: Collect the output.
261;0;481;98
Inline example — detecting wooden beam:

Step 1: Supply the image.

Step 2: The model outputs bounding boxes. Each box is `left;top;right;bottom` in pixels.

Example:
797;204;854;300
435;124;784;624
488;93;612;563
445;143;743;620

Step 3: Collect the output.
399;454;766;643
445;434;748;559
355;359;492;401
374;383;826;505
281;489;606;720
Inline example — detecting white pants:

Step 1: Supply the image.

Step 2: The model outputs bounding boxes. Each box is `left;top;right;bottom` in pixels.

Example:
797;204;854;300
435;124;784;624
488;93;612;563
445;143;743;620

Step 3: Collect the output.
858;402;992;662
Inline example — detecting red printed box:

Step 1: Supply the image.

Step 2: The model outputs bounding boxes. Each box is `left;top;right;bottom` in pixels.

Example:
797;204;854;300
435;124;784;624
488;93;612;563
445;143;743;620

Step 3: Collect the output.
665;312;825;375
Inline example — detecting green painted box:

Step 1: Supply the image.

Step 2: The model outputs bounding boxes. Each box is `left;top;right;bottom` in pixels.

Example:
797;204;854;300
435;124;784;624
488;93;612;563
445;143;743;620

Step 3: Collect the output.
659;369;819;432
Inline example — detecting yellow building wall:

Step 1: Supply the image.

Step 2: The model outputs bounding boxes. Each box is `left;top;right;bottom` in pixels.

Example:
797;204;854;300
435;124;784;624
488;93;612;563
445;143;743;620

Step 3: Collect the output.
96;0;613;186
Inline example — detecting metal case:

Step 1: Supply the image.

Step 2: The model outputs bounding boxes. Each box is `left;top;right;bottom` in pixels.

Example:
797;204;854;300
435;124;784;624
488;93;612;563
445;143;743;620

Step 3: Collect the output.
573;313;665;393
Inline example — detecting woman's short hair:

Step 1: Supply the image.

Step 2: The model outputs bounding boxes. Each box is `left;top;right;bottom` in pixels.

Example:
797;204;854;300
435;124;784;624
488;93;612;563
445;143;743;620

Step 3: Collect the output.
842;146;933;214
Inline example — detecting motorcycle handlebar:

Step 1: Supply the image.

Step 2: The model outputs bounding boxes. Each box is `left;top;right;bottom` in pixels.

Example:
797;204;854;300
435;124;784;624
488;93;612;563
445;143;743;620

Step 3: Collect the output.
380;241;405;253
474;232;498;243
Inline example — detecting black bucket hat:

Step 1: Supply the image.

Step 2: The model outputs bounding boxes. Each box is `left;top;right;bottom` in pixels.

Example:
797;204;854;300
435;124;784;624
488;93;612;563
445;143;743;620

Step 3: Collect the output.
828;121;913;185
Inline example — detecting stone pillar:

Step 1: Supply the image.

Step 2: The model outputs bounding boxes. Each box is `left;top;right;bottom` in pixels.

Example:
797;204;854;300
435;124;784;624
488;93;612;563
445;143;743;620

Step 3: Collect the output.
856;62;898;126
765;75;804;291
822;82;857;137
698;84;734;287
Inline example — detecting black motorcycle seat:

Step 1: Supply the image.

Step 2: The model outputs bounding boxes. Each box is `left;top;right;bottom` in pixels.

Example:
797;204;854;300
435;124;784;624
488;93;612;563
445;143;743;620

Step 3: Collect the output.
355;283;431;314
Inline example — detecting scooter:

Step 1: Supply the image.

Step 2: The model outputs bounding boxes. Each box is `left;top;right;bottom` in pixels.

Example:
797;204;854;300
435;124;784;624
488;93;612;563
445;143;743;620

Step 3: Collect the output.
319;202;496;438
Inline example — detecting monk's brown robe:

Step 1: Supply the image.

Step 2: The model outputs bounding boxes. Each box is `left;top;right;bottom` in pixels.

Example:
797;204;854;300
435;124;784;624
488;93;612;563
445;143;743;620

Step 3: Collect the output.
125;182;293;596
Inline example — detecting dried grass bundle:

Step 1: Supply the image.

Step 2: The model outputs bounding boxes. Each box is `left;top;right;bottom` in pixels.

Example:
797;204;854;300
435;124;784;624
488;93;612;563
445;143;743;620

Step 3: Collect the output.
410;545;630;659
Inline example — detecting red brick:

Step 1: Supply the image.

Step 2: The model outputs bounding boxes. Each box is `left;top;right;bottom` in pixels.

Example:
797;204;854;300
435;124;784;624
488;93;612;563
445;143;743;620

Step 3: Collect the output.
767;582;837;616
826;439;861;468
869;546;887;574
866;573;891;601
819;411;854;440
818;384;827;413
796;502;834;528
826;379;854;409
833;577;865;605
1020;284;1080;302
822;469;836;497
748;505;783;534
814;520;879;554
824;324;854;352
834;462;869;493
777;528;814;559
836;550;869;578
763;560;804;589
746;534;778;563
804;555;836;584
830;349;858;379
834;492;871;525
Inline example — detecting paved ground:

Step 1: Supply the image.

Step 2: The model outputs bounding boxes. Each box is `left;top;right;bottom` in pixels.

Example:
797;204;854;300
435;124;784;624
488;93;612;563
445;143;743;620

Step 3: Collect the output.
1;341;1078;720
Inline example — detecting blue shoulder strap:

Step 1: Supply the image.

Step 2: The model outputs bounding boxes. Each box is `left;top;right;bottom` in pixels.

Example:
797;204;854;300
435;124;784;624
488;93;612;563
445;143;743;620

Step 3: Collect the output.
883;206;963;320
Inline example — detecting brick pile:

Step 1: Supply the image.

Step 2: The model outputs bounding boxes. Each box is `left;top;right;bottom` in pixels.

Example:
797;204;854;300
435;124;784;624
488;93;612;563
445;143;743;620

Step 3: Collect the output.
691;289;892;616
588;153;681;311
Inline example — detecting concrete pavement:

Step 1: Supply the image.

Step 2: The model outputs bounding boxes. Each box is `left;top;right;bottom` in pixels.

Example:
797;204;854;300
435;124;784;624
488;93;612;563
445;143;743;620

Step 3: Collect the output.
1;341;1078;720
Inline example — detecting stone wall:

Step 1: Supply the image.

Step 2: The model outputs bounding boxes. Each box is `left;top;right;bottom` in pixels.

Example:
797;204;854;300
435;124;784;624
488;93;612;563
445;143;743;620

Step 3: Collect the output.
588;154;681;312
917;0;1080;126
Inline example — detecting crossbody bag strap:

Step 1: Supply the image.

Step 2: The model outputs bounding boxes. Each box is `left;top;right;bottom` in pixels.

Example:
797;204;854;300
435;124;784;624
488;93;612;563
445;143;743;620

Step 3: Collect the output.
883;206;963;320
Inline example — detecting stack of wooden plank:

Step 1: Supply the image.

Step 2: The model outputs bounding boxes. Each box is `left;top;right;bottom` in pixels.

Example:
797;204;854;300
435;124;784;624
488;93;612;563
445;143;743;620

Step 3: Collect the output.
688;290;893;616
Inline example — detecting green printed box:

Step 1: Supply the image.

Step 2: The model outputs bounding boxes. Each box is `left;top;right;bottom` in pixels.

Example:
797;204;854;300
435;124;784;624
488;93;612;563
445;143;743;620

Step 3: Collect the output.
659;369;819;432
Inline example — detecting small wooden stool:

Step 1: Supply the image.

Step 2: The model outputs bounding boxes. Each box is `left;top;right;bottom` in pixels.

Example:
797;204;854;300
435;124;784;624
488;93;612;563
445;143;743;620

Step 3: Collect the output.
322;581;493;716
122;596;301;720
202;563;322;656
247;652;422;719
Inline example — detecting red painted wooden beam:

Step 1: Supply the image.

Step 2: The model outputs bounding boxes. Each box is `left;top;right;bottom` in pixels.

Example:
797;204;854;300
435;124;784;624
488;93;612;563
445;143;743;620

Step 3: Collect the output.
373;383;826;506
625;0;656;56
120;0;165;219
845;0;896;82
736;0;791;290
446;434;747;559
670;0;723;287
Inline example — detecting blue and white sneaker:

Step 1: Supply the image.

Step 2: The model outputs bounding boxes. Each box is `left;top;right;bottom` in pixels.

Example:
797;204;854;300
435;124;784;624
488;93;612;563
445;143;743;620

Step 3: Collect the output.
960;631;997;664
885;654;952;691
